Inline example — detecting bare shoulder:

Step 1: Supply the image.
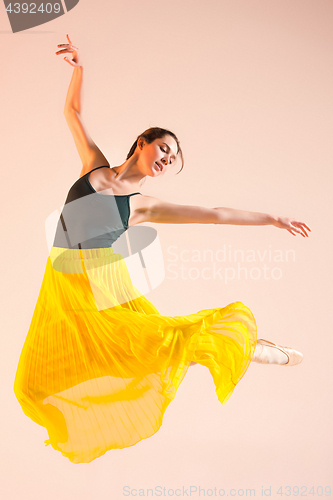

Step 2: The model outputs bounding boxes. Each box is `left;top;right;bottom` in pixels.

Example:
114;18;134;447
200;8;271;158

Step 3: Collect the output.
79;161;110;179
131;194;168;216
132;194;159;211
84;165;110;185
130;195;218;225
128;194;158;226
128;194;175;226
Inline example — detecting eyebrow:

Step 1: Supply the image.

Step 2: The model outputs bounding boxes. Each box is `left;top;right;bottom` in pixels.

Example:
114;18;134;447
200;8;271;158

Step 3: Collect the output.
162;142;177;161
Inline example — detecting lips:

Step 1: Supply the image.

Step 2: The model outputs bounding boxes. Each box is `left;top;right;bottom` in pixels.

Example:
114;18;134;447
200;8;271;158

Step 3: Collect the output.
155;162;163;171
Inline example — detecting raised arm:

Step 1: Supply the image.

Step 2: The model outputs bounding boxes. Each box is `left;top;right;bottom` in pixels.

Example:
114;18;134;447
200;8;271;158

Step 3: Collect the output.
140;196;311;237
56;35;110;176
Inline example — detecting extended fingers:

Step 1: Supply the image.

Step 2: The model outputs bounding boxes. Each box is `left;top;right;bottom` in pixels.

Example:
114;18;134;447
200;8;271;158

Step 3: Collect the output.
56;33;78;54
57;44;78;49
292;223;306;237
55;48;73;55
294;220;311;232
291;221;311;237
55;46;78;57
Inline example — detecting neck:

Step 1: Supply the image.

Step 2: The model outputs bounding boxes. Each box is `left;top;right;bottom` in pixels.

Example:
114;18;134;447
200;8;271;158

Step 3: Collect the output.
112;154;146;187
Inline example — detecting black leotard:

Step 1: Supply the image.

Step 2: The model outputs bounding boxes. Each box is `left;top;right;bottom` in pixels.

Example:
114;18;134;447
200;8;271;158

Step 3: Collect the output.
52;166;142;249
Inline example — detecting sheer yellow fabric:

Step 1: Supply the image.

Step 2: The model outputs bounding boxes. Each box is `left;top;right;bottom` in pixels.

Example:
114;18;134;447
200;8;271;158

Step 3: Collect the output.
14;246;257;464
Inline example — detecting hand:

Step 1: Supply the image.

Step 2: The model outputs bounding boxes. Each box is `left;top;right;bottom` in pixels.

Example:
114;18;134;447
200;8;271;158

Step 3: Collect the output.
55;34;81;67
273;216;311;237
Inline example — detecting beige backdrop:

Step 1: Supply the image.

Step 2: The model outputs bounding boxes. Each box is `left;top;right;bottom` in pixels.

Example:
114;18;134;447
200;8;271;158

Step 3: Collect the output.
1;0;332;498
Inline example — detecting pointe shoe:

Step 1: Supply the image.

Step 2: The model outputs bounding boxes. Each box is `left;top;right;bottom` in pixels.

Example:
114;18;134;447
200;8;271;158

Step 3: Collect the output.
256;339;303;366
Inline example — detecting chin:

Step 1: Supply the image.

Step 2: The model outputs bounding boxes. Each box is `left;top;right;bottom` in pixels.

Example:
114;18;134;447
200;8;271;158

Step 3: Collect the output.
150;165;159;175
152;163;163;174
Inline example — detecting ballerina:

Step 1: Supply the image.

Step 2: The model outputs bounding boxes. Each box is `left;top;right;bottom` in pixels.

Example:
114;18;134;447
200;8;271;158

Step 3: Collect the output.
14;35;311;464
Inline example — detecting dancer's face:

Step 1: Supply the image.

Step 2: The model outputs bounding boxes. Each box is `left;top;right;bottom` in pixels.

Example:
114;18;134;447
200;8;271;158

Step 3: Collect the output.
138;135;178;176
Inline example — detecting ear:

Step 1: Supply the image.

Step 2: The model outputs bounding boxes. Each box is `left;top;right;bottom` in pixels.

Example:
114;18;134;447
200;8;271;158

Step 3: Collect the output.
138;137;146;150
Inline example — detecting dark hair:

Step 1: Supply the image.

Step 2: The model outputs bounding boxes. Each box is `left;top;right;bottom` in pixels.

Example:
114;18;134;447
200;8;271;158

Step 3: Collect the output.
126;127;184;175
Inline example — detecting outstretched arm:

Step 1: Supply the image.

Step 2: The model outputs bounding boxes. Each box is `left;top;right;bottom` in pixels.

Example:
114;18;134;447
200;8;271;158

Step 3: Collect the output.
56;35;110;176
140;196;311;237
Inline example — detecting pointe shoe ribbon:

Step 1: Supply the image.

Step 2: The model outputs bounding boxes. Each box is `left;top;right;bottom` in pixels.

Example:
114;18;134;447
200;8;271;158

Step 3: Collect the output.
256;339;303;366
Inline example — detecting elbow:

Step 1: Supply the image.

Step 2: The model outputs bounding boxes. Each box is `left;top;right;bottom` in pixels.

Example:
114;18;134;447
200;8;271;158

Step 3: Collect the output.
64;107;78;117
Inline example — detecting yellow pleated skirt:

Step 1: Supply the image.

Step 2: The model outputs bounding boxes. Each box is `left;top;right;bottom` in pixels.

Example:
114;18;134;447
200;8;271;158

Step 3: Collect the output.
14;246;257;464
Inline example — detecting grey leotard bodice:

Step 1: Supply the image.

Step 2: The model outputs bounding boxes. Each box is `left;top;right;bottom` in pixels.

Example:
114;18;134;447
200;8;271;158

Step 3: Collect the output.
52;166;142;249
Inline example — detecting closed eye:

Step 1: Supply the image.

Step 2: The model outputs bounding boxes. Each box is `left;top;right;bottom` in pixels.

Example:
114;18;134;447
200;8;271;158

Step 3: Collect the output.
160;146;173;164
